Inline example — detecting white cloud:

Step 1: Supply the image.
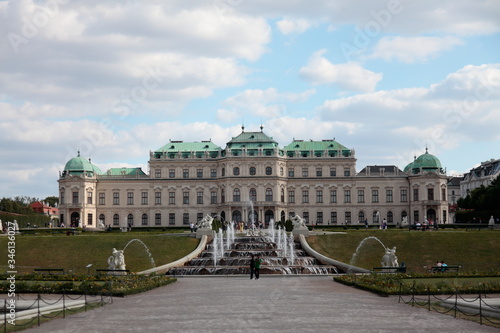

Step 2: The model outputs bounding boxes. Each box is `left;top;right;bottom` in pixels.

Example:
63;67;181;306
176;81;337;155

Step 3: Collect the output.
276;18;312;34
369;36;463;63
299;49;382;92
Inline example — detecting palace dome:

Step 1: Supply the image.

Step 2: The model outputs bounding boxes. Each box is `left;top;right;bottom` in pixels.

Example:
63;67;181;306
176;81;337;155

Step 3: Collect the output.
63;152;102;176
404;149;444;174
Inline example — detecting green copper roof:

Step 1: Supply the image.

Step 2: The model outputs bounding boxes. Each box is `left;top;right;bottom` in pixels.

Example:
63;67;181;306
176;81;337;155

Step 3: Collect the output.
226;130;279;150
64;153;102;175
155;141;221;153
104;167;146;176
404;149;444;174
283;139;351;157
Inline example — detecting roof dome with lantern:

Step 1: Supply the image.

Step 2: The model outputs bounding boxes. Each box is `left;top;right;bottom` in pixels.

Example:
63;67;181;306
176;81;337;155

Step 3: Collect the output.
404;148;445;175
62;151;102;177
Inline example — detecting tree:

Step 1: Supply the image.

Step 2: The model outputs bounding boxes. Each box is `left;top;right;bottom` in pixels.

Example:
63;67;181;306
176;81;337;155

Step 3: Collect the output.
43;196;59;207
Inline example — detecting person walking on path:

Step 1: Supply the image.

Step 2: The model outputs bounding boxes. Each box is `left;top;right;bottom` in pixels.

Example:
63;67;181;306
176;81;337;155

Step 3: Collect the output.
249;255;255;280
254;255;262;280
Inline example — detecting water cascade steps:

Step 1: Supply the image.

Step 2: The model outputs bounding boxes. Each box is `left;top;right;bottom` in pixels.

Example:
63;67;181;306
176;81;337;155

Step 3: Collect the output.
167;235;340;276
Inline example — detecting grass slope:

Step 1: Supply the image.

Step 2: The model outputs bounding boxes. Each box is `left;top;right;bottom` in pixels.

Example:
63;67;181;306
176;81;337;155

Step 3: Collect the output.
308;229;500;273
0;233;199;274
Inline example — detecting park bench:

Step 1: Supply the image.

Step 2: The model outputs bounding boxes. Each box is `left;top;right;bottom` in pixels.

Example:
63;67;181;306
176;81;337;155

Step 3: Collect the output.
96;269;130;276
371;266;407;273
34;268;65;275
430;265;460;273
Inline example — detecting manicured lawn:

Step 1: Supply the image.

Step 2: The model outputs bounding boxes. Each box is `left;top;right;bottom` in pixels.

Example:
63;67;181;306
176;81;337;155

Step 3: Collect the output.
308;229;500;274
0;232;199;274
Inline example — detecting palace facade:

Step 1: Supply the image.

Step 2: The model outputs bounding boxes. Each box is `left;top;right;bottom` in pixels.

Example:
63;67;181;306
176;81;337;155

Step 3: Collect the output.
58;128;449;228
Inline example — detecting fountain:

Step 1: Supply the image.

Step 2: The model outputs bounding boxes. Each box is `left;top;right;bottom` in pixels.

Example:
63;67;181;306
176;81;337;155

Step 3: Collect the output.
349;236;399;271
268;218;276;243
106;239;156;274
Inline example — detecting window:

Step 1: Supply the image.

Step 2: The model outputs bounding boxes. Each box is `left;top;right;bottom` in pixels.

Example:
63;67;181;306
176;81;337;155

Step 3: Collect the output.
302;168;309;177
211;191;217;204
265;188;273;202
87;191;93;205
211;169;217;178
197;169;203;178
222;168;225;177
344;190;351;203
233;167;240;176
169;169;175;178
372;190;379;203
288;190;295;203
373;211;380;223
72;191;79;204
127;214;133;226
169;213;175;225
233;188;240;202
358;211;365;223
249;188;257;202
127;192;133;205
443;210;447;223
169;192;175;204
280;167;284;176
316;212;323;224
303;212;309;224
331;211;337;224
183;169;189;178
221;189;225;203
265;167;272;175
141;213;148;226
316;168;322;177
387;211;393;223
345;211;351;224
344;168;350;176
141;192;148;205
281;189;285;202
60;191;65;205
288;168;295;177
428;188;434;201
330;168;336;177
249;167;256;175
413;188;419;201
113;214;119;226
197;191;203;204
330;190;337;203
155;169;161;178
316;190;323;203
197;213;203;223
442;188;446;201
400;190;407;202
183;192;189;204
87;213;93;225
113;192;119;205
386;190;393;203
357;190;364;203
414;210;419;223
99;214;105;225
302;190;309;203
155;192;161;205
183;213;189;225
155;213;161;225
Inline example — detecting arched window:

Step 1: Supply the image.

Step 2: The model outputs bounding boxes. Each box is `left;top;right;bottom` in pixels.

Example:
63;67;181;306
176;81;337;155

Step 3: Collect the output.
142;213;148;226
265;188;273;202
221;189;225;203
281;189;285;202
373;211;380;223
249;188;257;202
265;167;272;175
233;188;241;202
233;167;240;176
387;211;393;223
249;167;256;175
113;214;119;226
401;211;408;223
358;211;365;223
127;214;134;226
222;168;225;176
99;214;105;226
232;210;242;222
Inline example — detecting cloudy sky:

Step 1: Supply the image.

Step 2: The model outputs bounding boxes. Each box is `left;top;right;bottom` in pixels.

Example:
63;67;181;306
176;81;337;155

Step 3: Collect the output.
0;0;499;199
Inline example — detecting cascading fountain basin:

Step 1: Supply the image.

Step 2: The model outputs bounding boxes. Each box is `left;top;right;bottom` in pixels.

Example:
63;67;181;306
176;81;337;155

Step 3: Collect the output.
167;236;339;276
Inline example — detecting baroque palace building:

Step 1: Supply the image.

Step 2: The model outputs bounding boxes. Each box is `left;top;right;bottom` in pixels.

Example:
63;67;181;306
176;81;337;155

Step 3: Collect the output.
58;127;449;228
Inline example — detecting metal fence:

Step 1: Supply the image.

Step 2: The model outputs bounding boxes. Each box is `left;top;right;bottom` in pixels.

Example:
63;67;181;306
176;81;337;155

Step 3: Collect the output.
1;292;113;332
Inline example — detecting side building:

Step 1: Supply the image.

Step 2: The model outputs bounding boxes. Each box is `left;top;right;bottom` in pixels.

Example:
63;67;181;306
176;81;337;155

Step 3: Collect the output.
58;128;449;228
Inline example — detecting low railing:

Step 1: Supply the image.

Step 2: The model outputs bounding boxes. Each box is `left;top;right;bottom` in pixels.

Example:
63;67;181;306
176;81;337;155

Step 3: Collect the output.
0;292;112;332
399;286;500;327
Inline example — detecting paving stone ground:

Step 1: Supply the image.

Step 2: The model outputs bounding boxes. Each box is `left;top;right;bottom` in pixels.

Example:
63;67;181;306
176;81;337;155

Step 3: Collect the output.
23;276;497;333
